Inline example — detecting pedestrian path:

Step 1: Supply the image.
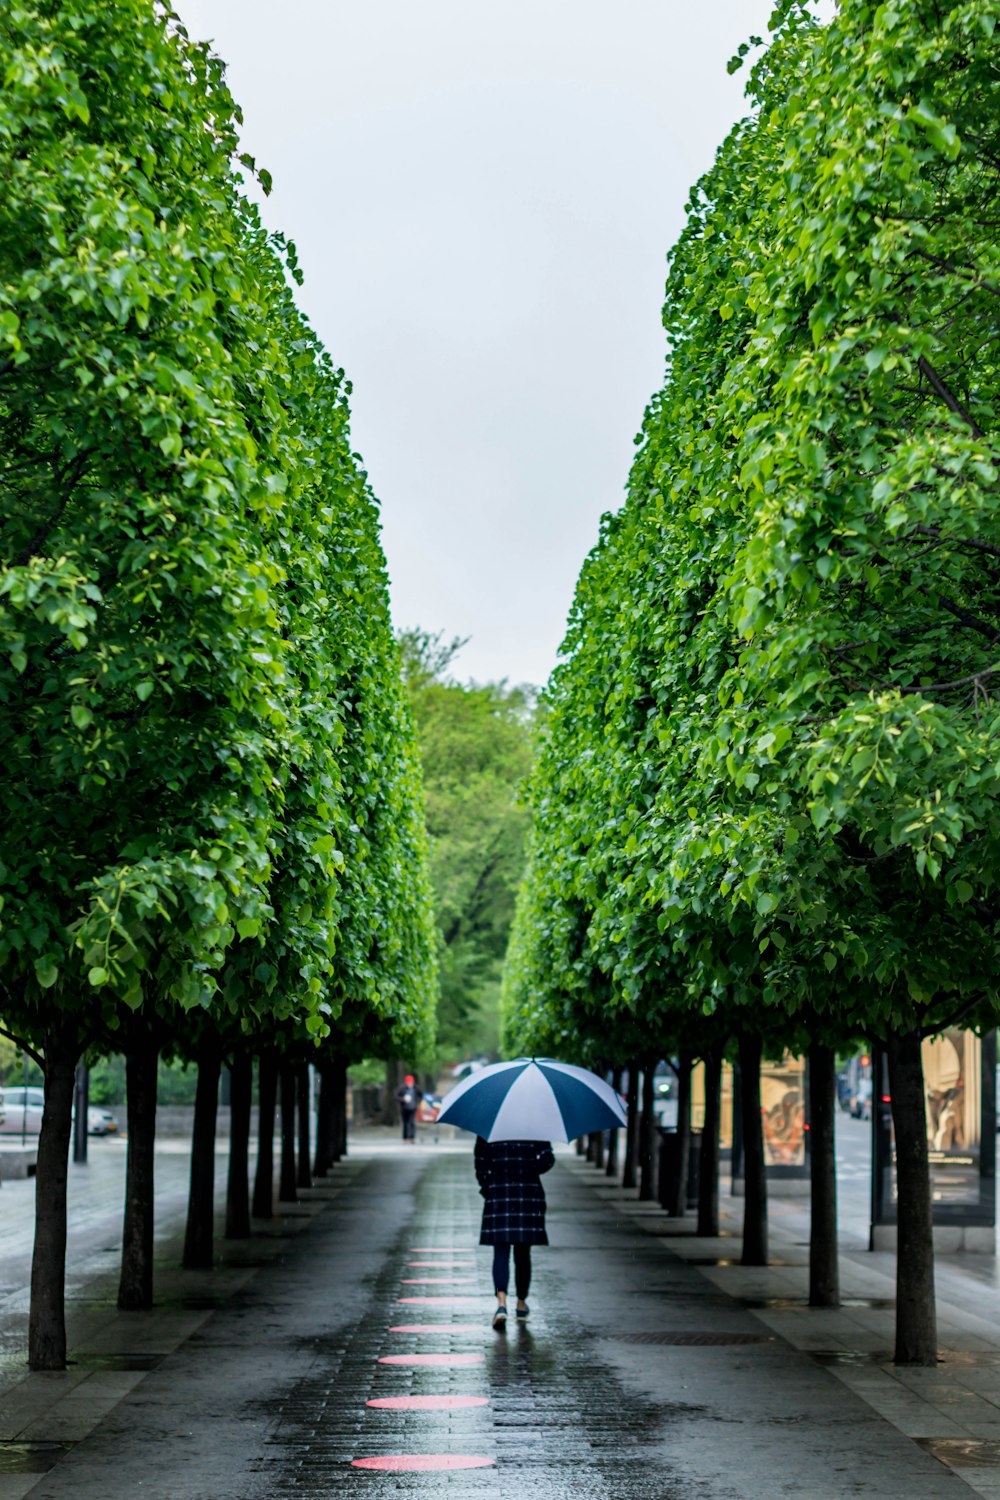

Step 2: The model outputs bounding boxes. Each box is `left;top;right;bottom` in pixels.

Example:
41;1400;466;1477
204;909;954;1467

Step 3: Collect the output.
0;1141;989;1498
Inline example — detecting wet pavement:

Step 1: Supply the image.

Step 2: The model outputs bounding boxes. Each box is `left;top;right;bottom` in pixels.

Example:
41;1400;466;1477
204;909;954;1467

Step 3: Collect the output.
0;1138;990;1498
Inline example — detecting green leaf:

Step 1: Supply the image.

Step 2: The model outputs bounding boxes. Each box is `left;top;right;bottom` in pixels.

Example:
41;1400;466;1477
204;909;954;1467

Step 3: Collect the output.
34;959;59;990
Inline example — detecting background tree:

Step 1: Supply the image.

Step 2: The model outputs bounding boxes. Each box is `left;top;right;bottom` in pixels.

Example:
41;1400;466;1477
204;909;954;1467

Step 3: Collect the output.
400;629;533;1060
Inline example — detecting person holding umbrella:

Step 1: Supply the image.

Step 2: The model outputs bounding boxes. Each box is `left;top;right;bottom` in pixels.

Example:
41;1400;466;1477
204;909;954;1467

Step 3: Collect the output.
436;1056;627;1330
475;1135;554;1328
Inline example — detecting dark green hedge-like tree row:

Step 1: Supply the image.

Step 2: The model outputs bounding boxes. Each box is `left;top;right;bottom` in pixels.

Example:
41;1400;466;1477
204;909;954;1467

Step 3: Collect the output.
504;0;999;1365
0;0;436;1368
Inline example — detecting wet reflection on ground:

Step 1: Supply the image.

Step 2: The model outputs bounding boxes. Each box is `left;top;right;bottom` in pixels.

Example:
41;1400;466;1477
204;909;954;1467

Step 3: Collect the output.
252;1159;686;1498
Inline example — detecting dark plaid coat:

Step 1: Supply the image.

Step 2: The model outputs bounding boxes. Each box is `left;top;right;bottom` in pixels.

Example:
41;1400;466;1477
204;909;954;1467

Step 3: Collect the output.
475;1138;555;1246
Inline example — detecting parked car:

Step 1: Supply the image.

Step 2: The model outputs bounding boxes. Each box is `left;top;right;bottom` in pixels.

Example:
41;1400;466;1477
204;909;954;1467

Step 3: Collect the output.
86;1106;118;1135
417;1093;441;1123
0;1086;44;1135
0;1087;118;1135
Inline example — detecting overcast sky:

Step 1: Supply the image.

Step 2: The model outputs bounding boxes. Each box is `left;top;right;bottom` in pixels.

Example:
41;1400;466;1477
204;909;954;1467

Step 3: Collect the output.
176;0;776;688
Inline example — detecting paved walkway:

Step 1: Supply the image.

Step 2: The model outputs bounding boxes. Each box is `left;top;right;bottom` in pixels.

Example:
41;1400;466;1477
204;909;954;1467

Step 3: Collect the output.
3;1135;1000;1497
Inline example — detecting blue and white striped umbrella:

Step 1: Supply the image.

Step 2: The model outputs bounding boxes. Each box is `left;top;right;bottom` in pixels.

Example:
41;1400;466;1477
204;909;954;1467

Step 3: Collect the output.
436;1057;627;1143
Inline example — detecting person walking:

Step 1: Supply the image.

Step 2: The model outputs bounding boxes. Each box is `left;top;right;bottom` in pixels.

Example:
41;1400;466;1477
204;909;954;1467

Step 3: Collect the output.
395;1074;422;1142
474;1135;554;1329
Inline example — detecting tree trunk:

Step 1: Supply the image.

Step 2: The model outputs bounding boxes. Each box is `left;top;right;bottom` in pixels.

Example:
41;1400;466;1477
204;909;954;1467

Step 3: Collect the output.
586;1132;597;1163
739;1032;768;1266
72;1063;89;1165
279;1063;298;1203
667;1051;692;1218
808;1042;839;1308
592;1127;605;1170
622;1063;640;1189
383;1058;400;1127
296;1064;312;1190
182;1043;221;1270
638;1060;657;1201
252;1050;277;1219
697;1046;722;1238
313;1062;334;1177
225;1047;252;1239
887;1028;937;1366
28;1023;79;1370
606;1068;621;1176
336;1058;348;1158
118;1032;159;1309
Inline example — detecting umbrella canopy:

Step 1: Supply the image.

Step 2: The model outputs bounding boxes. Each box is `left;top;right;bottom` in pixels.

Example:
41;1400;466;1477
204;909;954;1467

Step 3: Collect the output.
436;1057;627;1143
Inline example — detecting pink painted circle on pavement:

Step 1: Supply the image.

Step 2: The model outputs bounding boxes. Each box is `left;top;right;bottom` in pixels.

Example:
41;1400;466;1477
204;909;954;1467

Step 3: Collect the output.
390;1324;483;1333
367;1395;488;1410
352;1456;495;1471
379;1353;484;1366
407;1260;475;1268
400;1277;475;1285
396;1296;481;1305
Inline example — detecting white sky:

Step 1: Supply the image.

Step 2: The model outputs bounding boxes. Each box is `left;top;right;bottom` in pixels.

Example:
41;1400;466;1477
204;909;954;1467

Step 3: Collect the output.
176;0;776;688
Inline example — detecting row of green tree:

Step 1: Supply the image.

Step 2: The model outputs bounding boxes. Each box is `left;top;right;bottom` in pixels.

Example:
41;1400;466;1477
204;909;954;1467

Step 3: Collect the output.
0;0;436;1369
503;0;999;1366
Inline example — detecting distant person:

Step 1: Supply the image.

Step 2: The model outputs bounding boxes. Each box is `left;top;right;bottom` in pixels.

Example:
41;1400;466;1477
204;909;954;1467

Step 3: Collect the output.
474;1136;554;1328
395;1074;423;1142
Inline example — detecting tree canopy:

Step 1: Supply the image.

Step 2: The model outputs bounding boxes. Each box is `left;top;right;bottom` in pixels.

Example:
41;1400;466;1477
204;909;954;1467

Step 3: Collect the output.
0;0;436;1060
505;0;1000;1062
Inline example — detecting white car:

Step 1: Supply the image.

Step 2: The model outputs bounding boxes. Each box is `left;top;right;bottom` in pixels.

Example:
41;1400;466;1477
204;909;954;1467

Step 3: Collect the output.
0;1087;118;1135
0;1086;44;1134
86;1105;118;1135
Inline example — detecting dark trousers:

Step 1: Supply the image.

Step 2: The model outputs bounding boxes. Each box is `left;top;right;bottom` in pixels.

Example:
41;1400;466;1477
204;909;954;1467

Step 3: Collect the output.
401;1109;416;1140
492;1243;531;1300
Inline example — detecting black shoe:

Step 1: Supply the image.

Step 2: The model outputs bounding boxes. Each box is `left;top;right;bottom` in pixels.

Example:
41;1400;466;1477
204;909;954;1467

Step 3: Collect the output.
492;1302;508;1329
515;1303;529;1320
